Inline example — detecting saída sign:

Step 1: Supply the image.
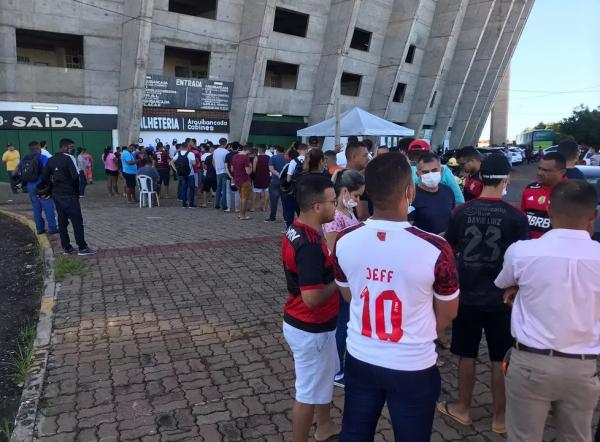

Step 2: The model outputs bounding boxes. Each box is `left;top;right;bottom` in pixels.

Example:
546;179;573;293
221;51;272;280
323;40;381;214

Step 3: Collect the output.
0;111;117;130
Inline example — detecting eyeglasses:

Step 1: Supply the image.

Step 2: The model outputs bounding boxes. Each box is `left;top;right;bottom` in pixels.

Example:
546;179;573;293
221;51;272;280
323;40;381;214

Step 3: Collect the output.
313;199;338;207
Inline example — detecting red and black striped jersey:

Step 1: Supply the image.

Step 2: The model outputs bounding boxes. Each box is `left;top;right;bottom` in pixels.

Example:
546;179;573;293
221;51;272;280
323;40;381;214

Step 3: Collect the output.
281;220;338;333
521;182;553;239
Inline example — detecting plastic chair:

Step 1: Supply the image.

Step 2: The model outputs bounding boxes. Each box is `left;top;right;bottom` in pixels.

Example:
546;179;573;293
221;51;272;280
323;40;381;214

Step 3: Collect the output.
137;175;160;208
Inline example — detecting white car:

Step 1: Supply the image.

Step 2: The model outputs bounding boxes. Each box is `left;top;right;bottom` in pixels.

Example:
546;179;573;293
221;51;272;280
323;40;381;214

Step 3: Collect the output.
509;148;523;165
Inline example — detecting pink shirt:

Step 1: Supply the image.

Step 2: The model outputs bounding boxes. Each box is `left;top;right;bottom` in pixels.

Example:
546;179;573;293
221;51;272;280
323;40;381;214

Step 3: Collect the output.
323;209;359;234
103;152;117;171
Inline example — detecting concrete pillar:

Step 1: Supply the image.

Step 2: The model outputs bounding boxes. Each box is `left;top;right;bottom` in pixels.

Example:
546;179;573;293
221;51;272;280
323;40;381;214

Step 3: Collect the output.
405;0;469;133
228;0;277;143
465;0;533;145
443;0;514;147
117;0;154;146
490;66;510;144
0;25;17;101
369;0;422;117
427;0;496;150
308;0;362;124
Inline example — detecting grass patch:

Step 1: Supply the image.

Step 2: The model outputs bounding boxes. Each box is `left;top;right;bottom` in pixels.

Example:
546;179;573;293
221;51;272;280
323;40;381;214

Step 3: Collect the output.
0;419;13;442
7;323;38;386
54;256;85;282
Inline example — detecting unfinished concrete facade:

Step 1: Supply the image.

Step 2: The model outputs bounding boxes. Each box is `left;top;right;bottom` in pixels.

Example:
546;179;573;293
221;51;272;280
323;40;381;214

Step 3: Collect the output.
0;0;534;147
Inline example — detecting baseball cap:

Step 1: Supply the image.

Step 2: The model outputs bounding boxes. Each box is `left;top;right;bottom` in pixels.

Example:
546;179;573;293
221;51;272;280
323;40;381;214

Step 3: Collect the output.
408;139;431;152
480;153;511;179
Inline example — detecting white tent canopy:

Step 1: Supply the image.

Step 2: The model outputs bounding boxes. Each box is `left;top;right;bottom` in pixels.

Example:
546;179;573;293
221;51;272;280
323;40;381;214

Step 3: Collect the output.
297;107;414;137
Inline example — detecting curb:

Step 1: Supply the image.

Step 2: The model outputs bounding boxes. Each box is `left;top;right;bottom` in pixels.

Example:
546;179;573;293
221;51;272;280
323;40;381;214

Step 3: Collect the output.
0;209;57;442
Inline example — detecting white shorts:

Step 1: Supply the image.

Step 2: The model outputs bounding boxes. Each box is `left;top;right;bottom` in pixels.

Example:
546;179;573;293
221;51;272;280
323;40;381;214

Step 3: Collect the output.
253;187;267;193
283;322;338;404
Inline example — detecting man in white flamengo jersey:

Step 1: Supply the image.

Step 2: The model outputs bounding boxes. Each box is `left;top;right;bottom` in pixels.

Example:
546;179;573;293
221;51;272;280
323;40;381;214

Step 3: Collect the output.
334;152;460;441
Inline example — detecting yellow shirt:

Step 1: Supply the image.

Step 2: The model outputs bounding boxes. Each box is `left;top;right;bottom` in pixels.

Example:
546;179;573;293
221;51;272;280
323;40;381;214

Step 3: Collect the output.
2;150;20;171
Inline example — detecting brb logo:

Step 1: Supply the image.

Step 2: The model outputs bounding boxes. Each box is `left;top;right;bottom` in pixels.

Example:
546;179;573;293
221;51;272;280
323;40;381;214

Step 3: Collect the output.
527;214;551;229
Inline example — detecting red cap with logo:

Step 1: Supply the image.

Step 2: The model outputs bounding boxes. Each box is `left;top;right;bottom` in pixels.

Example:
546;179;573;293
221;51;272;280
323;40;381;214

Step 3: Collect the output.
408;139;431;152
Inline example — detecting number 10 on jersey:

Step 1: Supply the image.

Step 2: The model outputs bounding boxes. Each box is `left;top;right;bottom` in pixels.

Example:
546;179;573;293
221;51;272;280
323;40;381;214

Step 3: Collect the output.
360;287;403;342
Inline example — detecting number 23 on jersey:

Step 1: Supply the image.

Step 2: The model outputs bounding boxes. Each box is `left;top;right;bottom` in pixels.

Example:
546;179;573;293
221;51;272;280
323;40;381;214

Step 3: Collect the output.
360;287;404;342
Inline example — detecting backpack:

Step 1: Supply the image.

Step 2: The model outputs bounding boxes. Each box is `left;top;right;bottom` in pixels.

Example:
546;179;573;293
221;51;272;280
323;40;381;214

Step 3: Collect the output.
175;151;191;176
20;154;41;182
280;158;304;196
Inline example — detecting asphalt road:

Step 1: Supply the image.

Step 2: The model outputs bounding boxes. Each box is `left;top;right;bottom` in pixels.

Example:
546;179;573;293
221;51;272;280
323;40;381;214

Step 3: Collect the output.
498;160;537;204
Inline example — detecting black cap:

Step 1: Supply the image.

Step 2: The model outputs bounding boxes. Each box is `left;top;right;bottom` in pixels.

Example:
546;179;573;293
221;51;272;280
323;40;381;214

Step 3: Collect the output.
480;153;511;179
308;136;319;145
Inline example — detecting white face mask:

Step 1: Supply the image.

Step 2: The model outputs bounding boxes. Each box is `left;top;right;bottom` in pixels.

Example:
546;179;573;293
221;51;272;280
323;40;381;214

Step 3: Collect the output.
421;171;442;188
343;198;358;209
502;184;508;197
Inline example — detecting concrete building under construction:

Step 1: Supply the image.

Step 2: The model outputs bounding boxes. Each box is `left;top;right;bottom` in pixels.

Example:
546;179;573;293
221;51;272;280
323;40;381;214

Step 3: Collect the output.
0;0;532;176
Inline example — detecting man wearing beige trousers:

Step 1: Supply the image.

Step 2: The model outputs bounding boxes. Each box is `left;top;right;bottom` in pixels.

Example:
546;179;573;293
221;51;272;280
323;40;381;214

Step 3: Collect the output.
495;180;600;441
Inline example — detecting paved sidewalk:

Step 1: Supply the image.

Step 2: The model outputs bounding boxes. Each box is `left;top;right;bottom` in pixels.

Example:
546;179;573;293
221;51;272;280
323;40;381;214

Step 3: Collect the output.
1;183;592;441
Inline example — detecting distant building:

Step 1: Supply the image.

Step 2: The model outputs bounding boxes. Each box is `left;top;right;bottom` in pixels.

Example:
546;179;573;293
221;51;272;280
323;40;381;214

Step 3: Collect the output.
0;0;534;179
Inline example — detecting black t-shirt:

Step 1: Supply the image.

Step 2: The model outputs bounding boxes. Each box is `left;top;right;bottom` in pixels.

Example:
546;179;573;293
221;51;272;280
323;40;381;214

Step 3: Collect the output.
410;184;455;234
225;152;237;175
445;197;529;309
204;154;216;179
565;167;585;180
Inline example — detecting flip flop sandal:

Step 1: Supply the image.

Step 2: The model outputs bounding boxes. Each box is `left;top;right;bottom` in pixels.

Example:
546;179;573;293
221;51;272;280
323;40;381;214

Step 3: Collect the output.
314;429;341;442
239;216;252;220
436;401;473;426
492;424;507;434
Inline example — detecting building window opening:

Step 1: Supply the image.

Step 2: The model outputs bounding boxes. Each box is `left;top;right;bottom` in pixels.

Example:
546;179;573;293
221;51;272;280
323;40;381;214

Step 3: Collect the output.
393;83;407;103
168;0;217;19
405;44;416;63
264;61;299;89
273;8;309;37
164;46;210;78
429;90;437;108
16;29;84;68
340;72;362;96
350;28;372;52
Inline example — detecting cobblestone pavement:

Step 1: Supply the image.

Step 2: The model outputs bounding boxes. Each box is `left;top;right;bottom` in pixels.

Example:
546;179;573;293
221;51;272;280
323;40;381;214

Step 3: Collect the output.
1;172;596;441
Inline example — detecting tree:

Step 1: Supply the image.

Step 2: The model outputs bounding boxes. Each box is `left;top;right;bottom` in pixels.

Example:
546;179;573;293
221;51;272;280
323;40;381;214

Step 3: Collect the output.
534;121;547;129
557;105;600;146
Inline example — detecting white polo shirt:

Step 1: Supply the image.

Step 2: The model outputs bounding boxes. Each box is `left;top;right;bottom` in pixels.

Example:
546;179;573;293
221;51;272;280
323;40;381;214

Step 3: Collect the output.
495;229;600;355
335;220;459;371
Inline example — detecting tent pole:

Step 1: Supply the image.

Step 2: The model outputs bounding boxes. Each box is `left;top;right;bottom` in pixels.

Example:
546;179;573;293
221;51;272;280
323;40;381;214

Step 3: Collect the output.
335;95;341;148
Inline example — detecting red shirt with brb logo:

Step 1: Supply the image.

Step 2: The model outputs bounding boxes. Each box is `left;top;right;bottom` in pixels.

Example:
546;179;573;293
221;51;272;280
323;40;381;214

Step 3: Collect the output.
464;173;483;201
281;220;339;333
521;182;553;239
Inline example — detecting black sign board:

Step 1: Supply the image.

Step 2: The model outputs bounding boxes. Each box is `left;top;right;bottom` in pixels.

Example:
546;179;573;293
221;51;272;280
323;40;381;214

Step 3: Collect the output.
0;111;117;130
140;115;229;133
143;75;233;111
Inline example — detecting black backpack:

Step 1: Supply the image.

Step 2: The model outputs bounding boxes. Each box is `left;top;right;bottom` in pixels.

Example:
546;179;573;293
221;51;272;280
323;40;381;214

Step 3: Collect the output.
280;158;304;196
175;151;191;176
20;154;41;182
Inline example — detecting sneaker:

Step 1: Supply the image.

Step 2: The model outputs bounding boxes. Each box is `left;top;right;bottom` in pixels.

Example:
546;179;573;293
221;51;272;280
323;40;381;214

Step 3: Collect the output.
224;209;232;213
188;205;197;208
333;373;345;388
77;247;97;256
264;218;276;223
182;203;189;208
63;247;78;255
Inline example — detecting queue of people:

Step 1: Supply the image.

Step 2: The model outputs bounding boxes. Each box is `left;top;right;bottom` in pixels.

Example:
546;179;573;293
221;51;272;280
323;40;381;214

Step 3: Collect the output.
281;139;600;442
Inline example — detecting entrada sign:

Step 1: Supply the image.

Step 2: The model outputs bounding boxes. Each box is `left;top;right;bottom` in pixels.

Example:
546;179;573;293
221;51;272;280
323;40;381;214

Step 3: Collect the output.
0;111;118;130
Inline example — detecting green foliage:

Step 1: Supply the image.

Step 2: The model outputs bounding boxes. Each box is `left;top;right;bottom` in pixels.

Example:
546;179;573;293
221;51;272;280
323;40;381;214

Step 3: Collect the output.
522;106;600;146
7;323;37;386
54;256;85;282
534;121;547;129
0;419;14;442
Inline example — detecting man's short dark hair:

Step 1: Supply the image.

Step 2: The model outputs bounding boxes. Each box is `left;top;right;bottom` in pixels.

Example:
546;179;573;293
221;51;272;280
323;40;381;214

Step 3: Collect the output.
257;144;267;153
297;143;308;152
542;152;567;169
557;141;579;162
28;141;39;148
396;137;414;153
219;137;227;145
324;150;337;160
348;136;359;144
308;136;319;145
550;180;598;219
365;152;413;209
275;145;285;153
457;146;481;161
363;139;373;150
417;152;439;164
295;174;334;212
59;138;74;148
40;140;47;147
345;142;365;161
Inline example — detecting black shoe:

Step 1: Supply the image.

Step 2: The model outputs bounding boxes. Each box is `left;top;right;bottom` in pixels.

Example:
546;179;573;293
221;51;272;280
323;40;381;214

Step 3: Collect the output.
63;247;78;255
215;206;221;209
48;230;59;235
78;247;97;256
182;203;188;208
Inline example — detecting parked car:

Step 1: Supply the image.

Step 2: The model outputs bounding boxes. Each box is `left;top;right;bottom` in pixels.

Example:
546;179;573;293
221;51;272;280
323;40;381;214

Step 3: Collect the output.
509;147;524;165
577;165;600;242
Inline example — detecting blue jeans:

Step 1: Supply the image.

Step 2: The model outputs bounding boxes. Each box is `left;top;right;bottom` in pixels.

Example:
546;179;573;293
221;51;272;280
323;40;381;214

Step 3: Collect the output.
335;293;350;374
340;354;441;442
178;175;195;206
78;171;87;196
28;188;57;233
215;173;228;209
281;193;299;228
